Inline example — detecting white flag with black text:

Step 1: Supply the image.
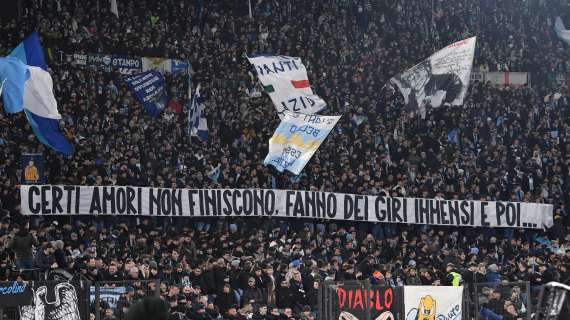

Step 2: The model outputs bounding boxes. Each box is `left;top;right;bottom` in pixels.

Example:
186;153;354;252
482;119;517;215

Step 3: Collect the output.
390;37;476;117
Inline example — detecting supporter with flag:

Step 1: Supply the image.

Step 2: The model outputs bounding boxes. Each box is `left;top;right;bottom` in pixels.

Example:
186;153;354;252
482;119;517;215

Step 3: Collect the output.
188;84;208;141
0;32;73;156
390;37;476;117
247;55;327;118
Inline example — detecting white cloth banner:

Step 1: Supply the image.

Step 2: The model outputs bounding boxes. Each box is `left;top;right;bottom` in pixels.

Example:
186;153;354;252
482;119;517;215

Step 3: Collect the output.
391;37;476;116
20;185;553;229
23;66;62;120
247;55;326;118
555;17;570;46
404;286;463;320
264;111;340;175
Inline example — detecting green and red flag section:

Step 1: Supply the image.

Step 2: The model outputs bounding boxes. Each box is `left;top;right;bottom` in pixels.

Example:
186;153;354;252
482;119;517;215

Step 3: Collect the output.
263;85;275;93
291;79;310;88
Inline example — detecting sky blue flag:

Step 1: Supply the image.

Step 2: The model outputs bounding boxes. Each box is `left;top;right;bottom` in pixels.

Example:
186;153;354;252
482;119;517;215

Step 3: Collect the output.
0;57;29;113
9;32;48;71
24;110;74;156
188;84;209;141
8;33;74;155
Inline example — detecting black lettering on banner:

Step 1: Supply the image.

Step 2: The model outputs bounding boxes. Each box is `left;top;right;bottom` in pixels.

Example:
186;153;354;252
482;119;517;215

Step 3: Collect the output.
160;188;171;215
116;187;126;214
232;190;242;215
243;190;253;215
126;187;136;215
327;194;337;218
28;186;40;214
459;201;470;225
150;188;160;215
316;192;326;218
293;192;304;217
375;197;387;222
204;189;215;216
419;199;430;224
137;187;142;215
449;201;459;225
172;190;183;216
344;195;354;220
440;201;449;225
353;195;365;221
75;186;81;213
64;186;74;213
41;185;51;214
89;188;102;214
505;203;517;227
496;202;505;226
222;190;232;215
480;202;490;226
215;190;222;216
265;191;275;215
51;186;63;214
188;190;198;216
286;191;295;216
198;190;205;216
402;198;407;222
429;199;440;224
391;198;403;222
516;203;521;227
102;187;116;214
253;190;264;216
305;191;316;218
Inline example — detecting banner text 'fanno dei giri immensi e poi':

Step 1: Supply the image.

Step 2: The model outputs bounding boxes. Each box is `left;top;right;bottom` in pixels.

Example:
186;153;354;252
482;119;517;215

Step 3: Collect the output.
20;185;553;229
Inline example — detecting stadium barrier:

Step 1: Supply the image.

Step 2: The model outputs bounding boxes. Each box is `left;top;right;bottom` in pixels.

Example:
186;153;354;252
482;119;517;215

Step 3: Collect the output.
0;279;91;320
92;280;161;320
318;281;539;320
472;282;532;320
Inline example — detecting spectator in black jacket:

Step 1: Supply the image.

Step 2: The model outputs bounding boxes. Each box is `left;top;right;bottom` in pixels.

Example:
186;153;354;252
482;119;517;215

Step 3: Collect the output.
9;222;38;270
217;284;238;315
243;277;265;306
34;242;57;272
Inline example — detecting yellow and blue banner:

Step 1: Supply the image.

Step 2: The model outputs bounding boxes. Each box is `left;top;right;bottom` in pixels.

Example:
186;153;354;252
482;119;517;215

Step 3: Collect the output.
264;111;340;175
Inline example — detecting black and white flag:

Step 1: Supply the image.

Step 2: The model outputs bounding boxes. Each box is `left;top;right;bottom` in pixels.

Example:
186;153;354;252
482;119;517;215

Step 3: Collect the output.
390;37;476;117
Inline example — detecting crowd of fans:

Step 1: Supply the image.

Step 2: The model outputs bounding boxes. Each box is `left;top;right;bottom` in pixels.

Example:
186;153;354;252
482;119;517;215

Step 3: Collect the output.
0;0;569;319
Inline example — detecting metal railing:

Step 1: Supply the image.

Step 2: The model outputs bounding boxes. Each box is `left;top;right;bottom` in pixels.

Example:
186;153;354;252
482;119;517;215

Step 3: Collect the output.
93;280;160;320
472;282;532;320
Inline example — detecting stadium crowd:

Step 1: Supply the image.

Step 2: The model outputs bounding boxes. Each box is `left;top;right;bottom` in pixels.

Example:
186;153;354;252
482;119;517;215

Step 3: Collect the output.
0;0;569;319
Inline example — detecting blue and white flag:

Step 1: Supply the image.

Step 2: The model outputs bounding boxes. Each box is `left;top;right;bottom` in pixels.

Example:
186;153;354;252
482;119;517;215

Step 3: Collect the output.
264;111;340;175
555;17;570;46
6;33;74;155
0;57;29;113
188;84;209;141
124;70;167;118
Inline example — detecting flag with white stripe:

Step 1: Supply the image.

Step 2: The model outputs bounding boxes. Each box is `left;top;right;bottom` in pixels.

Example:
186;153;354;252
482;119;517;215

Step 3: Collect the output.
188;84;208;141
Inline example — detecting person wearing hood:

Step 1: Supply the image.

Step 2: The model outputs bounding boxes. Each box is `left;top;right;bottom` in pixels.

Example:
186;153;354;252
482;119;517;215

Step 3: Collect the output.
486;264;502;283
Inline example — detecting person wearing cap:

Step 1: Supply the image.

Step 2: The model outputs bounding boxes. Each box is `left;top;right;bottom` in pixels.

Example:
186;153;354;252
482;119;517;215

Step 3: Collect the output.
444;263;463;286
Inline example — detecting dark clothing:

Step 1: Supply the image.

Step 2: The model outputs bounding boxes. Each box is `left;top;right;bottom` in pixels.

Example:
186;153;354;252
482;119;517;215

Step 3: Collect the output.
10;231;37;260
34;250;55;272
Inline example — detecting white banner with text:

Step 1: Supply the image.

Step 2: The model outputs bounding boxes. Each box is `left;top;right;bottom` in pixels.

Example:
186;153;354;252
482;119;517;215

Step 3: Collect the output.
20;185;553;229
